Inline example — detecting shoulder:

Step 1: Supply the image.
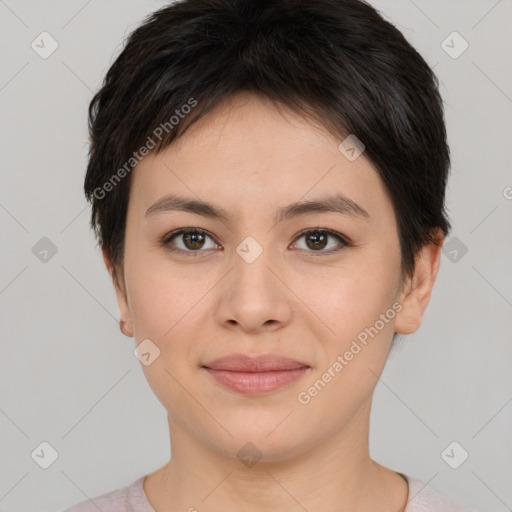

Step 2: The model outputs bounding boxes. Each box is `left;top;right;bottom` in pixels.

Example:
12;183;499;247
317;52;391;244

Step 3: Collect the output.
402;474;478;512
60;476;154;512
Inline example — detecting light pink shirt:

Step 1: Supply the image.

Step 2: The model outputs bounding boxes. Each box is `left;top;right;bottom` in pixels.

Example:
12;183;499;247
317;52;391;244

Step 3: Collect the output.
62;473;477;511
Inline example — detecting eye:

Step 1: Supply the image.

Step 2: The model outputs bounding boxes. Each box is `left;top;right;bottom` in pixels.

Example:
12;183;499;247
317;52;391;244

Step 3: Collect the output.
161;228;219;255
160;227;350;256
291;227;350;254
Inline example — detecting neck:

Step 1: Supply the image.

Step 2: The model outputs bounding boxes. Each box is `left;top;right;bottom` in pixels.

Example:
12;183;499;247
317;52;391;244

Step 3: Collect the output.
144;397;408;511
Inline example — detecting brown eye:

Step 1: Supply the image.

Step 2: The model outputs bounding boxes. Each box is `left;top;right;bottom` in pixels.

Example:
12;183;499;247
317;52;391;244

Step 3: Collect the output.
161;227;349;257
292;228;349;253
304;231;328;250
181;231;206;250
163;228;218;254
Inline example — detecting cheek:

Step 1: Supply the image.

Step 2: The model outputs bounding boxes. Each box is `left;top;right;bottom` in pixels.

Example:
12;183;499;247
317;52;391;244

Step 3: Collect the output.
305;277;399;411
319;258;399;337
125;263;202;410
125;244;199;338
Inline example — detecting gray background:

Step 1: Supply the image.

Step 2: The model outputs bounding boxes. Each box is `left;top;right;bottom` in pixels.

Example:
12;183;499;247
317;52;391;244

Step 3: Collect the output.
0;1;511;511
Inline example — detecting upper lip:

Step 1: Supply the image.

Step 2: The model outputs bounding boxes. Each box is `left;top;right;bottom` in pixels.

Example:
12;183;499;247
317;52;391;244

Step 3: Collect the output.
202;354;309;372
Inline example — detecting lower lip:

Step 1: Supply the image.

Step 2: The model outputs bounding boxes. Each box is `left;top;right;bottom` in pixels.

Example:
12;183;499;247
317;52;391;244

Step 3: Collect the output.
203;367;309;395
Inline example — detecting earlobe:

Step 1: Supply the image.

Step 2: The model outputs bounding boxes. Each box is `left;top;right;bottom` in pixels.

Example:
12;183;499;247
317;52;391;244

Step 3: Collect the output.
102;247;134;338
394;292;422;335
394;229;444;336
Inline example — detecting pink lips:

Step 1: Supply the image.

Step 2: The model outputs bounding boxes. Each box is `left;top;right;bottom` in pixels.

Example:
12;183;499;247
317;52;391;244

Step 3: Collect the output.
202;354;310;395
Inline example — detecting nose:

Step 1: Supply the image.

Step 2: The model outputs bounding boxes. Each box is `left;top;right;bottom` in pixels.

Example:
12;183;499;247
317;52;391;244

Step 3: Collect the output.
215;241;292;334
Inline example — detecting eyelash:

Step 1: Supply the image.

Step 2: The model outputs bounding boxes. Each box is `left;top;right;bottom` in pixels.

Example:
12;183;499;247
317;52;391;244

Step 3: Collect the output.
160;226;351;257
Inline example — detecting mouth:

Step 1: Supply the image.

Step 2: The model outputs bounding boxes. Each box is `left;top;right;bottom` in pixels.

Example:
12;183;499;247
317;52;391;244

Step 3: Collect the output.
201;353;310;395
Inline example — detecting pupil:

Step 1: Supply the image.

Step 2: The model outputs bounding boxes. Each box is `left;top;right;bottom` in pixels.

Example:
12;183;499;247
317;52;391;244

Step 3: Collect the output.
307;231;327;250
185;232;204;249
181;231;329;251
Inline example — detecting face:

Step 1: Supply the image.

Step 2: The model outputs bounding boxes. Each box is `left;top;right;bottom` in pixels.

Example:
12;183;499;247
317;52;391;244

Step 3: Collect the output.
107;92;440;462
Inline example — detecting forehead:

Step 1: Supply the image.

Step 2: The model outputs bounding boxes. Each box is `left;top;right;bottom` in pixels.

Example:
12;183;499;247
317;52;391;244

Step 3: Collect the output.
129;93;395;228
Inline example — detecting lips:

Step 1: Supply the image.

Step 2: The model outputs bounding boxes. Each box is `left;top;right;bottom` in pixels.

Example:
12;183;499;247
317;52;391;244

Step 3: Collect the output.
201;354;310;395
201;353;309;372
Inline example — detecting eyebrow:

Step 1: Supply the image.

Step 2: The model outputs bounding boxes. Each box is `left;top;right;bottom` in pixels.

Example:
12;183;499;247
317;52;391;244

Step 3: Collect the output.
144;193;370;224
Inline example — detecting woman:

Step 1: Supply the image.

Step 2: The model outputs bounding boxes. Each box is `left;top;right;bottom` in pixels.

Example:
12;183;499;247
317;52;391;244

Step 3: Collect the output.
63;0;476;510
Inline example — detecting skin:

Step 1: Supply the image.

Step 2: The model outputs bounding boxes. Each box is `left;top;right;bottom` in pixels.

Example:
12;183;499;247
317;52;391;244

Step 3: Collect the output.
103;92;444;512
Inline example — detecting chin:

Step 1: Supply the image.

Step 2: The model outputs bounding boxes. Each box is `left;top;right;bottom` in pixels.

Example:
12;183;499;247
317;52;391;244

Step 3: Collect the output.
205;425;314;465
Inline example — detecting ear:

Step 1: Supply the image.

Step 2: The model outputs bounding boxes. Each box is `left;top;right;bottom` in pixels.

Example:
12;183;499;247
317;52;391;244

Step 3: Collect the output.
394;228;444;335
102;247;134;337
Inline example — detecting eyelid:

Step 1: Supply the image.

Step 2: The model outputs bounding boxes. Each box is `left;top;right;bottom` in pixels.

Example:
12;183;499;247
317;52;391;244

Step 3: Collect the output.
161;226;350;256
292;227;350;247
161;227;220;253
